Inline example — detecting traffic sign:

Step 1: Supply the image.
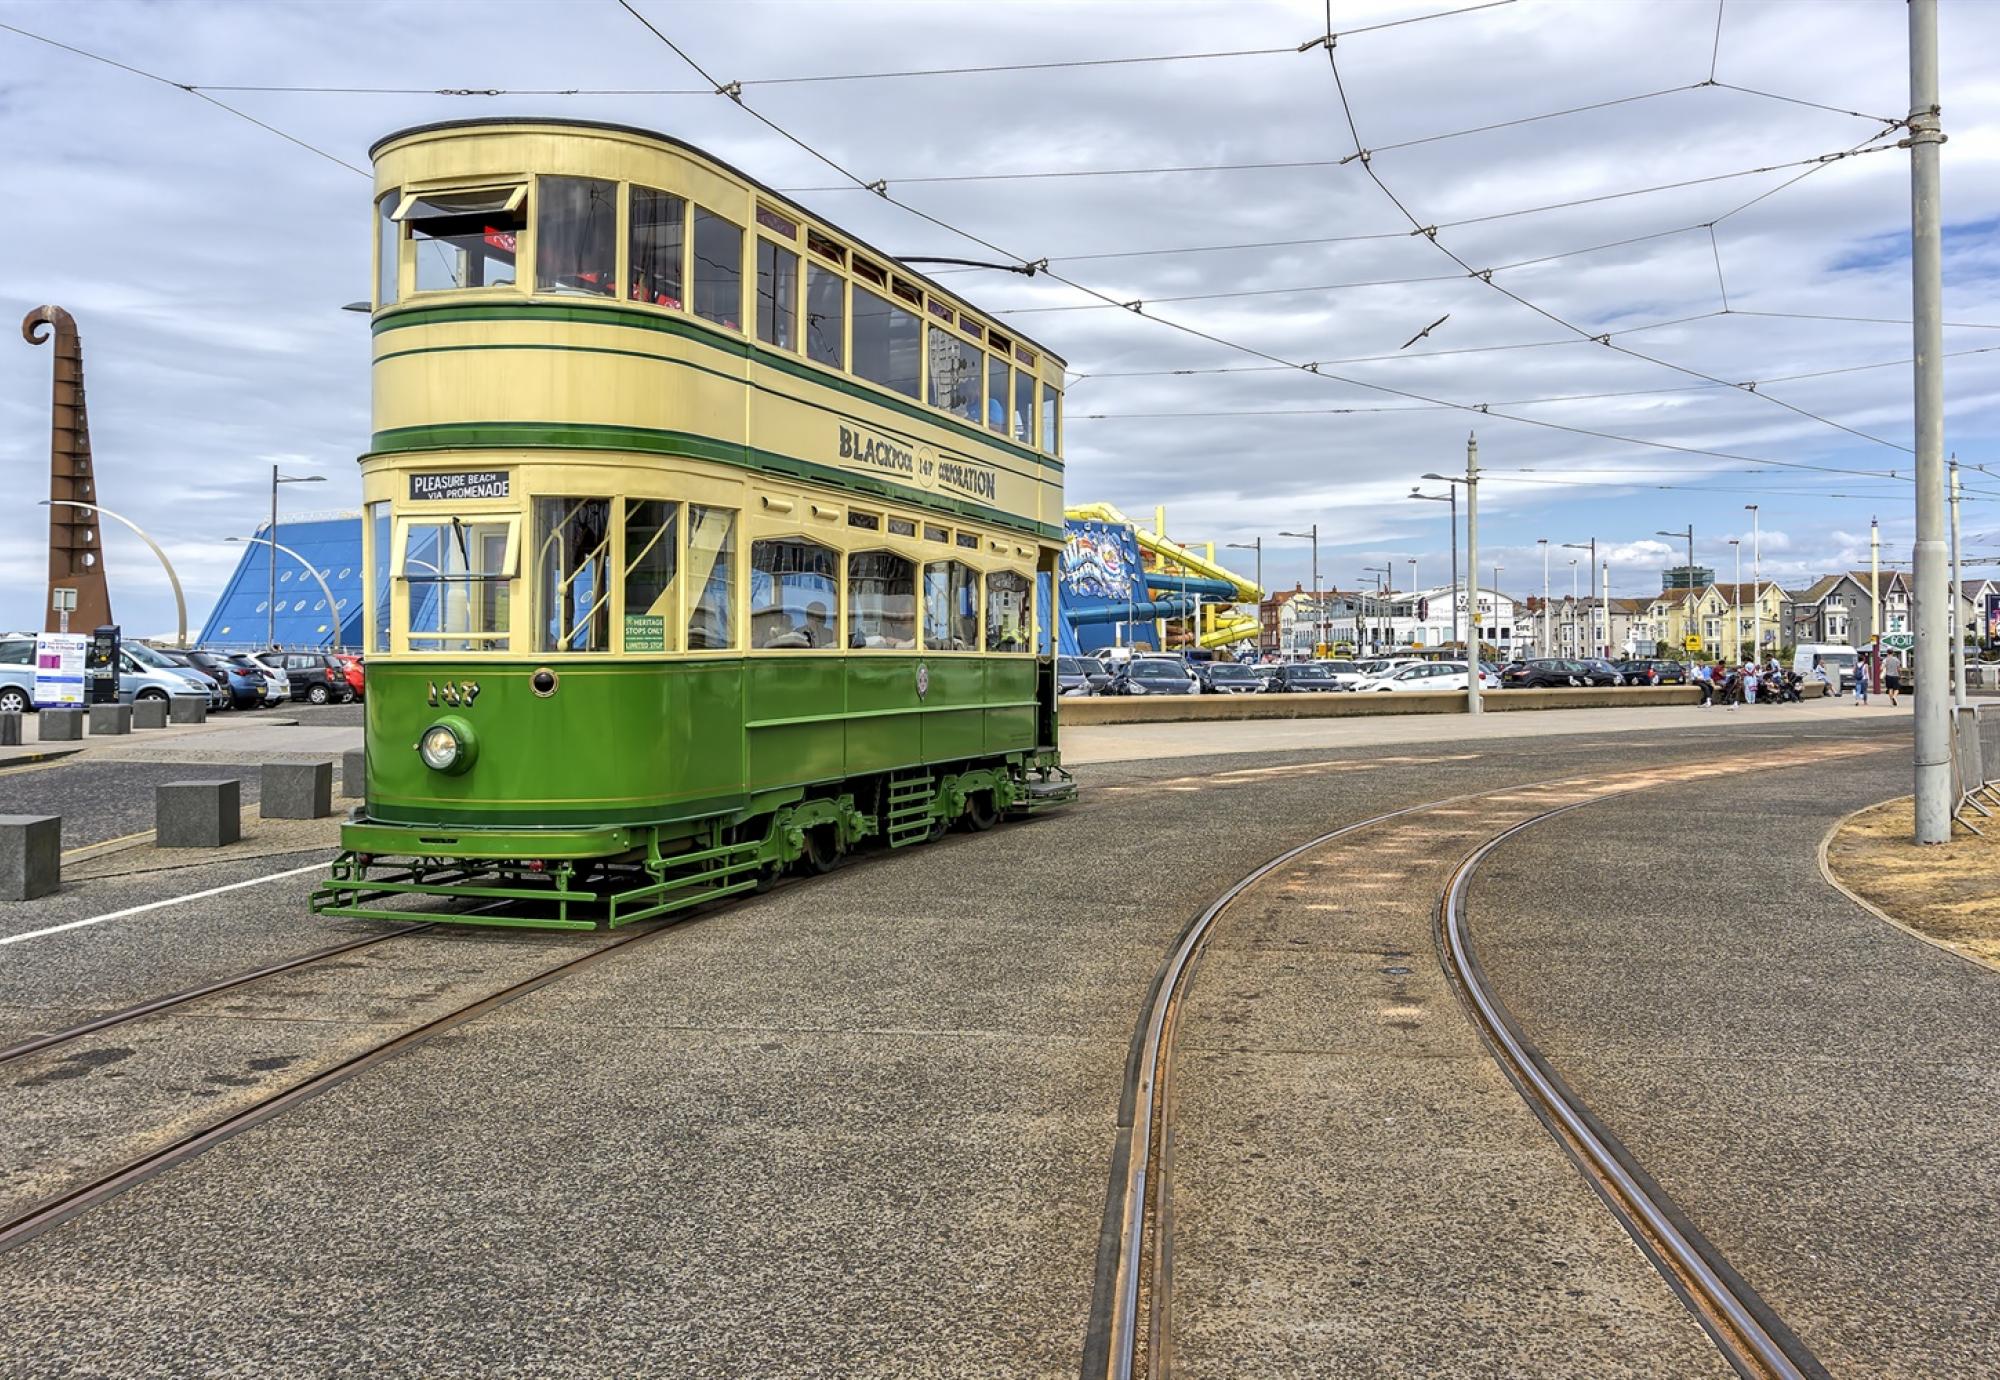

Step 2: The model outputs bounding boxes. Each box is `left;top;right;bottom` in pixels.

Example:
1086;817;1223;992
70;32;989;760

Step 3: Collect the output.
1683;635;1703;652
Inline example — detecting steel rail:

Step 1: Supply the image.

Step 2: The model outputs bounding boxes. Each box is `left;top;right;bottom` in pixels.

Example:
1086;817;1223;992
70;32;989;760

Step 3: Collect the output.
1439;802;1827;1380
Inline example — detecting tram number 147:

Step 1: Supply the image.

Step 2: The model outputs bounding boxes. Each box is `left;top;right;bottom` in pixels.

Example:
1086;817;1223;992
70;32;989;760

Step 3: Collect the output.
426;680;481;708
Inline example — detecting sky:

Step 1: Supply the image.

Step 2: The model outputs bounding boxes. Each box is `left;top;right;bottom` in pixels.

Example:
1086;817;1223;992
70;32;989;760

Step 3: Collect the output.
4;0;1999;637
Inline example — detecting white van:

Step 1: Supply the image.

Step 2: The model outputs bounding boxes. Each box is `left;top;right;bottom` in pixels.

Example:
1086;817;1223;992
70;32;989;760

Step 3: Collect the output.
1795;644;1858;690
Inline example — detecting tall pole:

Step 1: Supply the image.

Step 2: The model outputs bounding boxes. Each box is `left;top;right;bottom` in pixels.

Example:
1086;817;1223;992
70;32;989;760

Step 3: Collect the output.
1465;433;1481;714
1492;563;1503;660
1731;539;1742;661
1909;0;1950;842
1871;516;1882;691
1448;490;1458;652
268;463;279;649
1569;560;1578;653
1747;504;1762;660
1590;537;1599;656
1538;538;1549;656
1601;557;1611;658
1950;457;1966;705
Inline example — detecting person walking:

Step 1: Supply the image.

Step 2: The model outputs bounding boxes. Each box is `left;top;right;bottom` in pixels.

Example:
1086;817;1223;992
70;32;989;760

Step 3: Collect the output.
1882;650;1903;706
1854;656;1870;706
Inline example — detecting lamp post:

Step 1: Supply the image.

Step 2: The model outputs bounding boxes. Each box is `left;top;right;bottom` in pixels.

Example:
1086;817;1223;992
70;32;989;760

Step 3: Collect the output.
1226;538;1265;655
227;537;345;649
1410;487;1457;650
1424;432;1480;711
1658;526;1695;659
1949;458;1966;705
1567;558;1579;654
1537;538;1550;655
269;467;326;649
1729;538;1742;662
1279;526;1320;653
1745;503;1761;660
1363;564;1392;654
37;499;188;646
1408;556;1419;643
1561;539;1598;656
1491;563;1504;659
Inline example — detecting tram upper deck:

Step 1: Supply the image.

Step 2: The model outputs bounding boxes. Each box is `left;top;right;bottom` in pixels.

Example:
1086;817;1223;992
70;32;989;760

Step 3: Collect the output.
368;118;1065;545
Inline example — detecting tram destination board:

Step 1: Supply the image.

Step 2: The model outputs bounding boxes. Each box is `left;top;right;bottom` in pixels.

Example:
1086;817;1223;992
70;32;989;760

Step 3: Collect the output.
410;470;510;502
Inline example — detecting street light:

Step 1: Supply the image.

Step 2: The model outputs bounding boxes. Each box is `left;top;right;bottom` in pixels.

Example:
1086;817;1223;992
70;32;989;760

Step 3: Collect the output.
37;499;188;645
1728;538;1742;661
1744;503;1762;660
1226;538;1265;655
1537;538;1550;656
1491;564;1503;658
1567;558;1579;654
1410;488;1458;650
227;537;345;650
1657;525;1695;659
1363;563;1392;654
1562;539;1599;657
269;468;327;649
1279;526;1320;653
1422;471;1473;654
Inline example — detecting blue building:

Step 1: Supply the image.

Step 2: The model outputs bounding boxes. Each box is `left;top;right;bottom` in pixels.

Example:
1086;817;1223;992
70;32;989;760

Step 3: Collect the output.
198;513;365;650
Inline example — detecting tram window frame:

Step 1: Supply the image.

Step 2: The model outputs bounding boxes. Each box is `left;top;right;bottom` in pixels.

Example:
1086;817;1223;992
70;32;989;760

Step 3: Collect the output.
922;560;982;652
627;184;687;310
985;568;1033;653
687;506;737;651
398;183;526;295
806;262;845;369
750;536;840;650
365;501;391;653
925;524;950;544
536;176;618;298
620;498;682;654
395;514;519;652
985;354;1009;434
887;517;917;538
847;549;917;649
847;511;881;532
1013;373;1036;447
853;286;921;400
928;326;981;423
531;497;615;654
691;205;744;331
756;238;800;351
1042;387;1061;456
376;192;399;309
956;532;980;550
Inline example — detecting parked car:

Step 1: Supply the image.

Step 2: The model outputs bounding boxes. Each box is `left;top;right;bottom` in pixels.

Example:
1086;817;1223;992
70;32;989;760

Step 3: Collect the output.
226;652;293;705
184;650;267;709
1360;659;1498;692
0;636;37;714
272;651;356;705
1576;657;1628;686
122;643;225;708
1260;663;1343;693
330;652;366;701
1056;655;1104;697
1614;659;1686;686
1310;659;1371;690
1104;658;1199;695
1502;658;1595;689
1193;661;1264;694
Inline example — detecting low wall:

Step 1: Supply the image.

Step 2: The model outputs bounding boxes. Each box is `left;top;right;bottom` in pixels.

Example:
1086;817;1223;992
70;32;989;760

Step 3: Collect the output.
1058;682;1825;726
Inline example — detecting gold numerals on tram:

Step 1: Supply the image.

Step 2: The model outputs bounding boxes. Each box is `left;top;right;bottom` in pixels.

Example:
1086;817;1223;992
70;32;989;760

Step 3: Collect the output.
426;681;481;708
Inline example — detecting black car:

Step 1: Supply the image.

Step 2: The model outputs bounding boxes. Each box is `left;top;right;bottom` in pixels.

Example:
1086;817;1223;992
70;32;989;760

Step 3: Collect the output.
1574;658;1628;686
1057;656;1095;696
1500;658;1613;689
1105;659;1198;695
273;652;356;705
1260;663;1343;693
1194;661;1264;694
1614;659;1686;686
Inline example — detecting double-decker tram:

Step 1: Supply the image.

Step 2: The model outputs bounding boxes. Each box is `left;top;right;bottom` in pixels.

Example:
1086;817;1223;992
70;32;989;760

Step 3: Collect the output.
313;118;1075;930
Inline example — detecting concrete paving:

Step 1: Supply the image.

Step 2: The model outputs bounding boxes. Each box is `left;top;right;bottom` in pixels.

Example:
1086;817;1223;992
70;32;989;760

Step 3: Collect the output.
1465;751;2000;1379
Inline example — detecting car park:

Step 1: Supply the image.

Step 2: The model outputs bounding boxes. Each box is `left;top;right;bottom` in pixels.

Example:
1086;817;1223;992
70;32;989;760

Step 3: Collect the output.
1260;663;1343;693
1194;661;1263;694
1105;658;1199;695
273;651;356;705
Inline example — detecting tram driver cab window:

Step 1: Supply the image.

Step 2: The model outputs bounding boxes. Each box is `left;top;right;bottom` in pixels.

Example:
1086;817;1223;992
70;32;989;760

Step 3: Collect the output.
532;497;613;653
751;538;838;649
537;177;617;297
396;184;526;293
986;569;1032;652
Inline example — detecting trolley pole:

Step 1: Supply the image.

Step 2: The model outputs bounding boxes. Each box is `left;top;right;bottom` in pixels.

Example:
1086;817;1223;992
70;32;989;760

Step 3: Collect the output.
1465;433;1481;714
1909;0;1951;842
1950;457;1966;705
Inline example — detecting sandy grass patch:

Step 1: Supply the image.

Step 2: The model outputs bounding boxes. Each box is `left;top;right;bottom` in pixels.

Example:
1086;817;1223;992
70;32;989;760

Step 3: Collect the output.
1827;797;2000;967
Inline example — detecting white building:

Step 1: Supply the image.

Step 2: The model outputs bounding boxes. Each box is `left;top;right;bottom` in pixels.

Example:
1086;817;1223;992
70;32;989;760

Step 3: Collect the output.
1380;586;1524;657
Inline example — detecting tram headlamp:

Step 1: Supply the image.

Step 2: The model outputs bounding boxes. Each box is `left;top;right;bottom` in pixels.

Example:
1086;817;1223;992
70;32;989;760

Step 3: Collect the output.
417;716;477;775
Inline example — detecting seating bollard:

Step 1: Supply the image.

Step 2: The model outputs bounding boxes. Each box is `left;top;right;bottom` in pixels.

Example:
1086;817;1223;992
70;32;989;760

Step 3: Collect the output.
168;695;208;725
0;815;60;901
133;698;171;730
261;761;334;820
88;704;134;736
37;708;84;741
156;781;242;849
341;749;366;799
0;711;20;747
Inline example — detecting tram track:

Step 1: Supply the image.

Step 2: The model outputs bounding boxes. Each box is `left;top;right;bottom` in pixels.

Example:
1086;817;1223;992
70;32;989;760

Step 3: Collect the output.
1085;758;1852;1380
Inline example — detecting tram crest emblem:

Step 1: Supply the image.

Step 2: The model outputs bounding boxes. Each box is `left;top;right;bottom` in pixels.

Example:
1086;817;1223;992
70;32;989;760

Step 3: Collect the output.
914;662;930;700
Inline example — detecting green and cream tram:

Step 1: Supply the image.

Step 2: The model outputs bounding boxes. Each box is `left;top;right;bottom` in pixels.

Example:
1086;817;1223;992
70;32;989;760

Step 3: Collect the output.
313;118;1073;929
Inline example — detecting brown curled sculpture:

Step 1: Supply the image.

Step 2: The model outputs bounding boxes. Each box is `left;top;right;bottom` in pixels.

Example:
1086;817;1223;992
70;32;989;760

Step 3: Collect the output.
24;306;113;633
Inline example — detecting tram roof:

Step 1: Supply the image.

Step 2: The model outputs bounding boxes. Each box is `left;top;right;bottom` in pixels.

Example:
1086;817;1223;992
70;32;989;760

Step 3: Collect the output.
370;116;1066;368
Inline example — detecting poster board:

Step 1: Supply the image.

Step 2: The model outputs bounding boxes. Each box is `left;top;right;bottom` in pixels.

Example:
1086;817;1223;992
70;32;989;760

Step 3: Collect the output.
34;632;88;708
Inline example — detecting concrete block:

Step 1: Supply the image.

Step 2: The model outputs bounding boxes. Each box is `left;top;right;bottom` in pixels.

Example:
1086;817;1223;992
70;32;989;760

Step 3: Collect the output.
341;749;367;799
89;703;133;736
156;780;241;849
37;708;84;742
0;815;60;901
133;698;170;729
0;711;19;746
261;760;333;820
169;696;208;725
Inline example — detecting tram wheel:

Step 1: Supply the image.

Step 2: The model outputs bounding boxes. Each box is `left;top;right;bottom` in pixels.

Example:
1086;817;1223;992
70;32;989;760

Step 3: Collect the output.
962;790;1000;832
801;824;843;874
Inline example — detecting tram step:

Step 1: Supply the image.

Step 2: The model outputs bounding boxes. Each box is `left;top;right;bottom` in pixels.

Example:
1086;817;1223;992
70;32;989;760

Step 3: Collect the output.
885;773;936;848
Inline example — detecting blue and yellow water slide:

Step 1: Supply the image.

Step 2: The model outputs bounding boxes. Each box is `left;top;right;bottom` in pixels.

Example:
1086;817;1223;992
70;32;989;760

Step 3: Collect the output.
1058;504;1263;653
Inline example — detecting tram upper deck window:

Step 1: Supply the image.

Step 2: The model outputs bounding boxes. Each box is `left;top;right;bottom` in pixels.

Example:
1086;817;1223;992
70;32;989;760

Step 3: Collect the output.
532;497;612;653
688;506;736;650
1042;387;1061;456
1013;374;1036;447
986;354;1009;433
751;538;838;649
537;177;617;297
806;264;844;368
622;499;680;653
986;569;1032;652
398;185;525;294
376;193;398;309
923;560;980;651
692;207;743;330
848;551;916;649
629;186;686;309
757;240;799;350
854;287;921;400
928;327;981;422
401;515;517;650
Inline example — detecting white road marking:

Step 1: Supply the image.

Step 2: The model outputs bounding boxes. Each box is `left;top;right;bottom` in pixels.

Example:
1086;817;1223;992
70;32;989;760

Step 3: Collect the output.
0;860;329;947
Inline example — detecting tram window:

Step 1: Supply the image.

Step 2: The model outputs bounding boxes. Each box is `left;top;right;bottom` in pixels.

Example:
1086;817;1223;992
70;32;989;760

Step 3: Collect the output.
403;185;524;293
847;511;881;531
537;177;617;297
986;569;1032;652
1043;388;1061;456
986;355;1009;433
888;517;916;537
923;561;980;651
532;498;613;653
628;185;686;309
854;287;921;399
807;230;844;266
928;327;981;422
956;532;979;549
692;207;743;330
366;501;391;653
376;193;399;309
925;525;949;543
1013;373;1036;446
848;551;916;649
402;516;516;650
806;264;844;368
757;240;799;350
687;506;736;650
852;257;886;288
750;538;838;649
622;499;680;653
